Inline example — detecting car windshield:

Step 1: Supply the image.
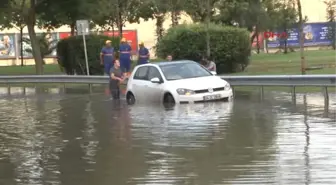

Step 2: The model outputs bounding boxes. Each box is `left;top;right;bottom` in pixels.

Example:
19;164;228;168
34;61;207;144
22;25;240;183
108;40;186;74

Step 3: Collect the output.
160;62;212;81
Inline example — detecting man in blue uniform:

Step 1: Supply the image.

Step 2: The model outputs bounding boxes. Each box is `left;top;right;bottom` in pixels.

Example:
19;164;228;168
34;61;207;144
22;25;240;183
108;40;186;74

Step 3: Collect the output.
100;40;114;75
137;41;149;65
119;37;132;77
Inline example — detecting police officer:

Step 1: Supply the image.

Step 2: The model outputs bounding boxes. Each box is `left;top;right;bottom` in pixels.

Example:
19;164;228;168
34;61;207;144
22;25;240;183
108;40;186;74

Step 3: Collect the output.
119;38;132;77
138;41;149;65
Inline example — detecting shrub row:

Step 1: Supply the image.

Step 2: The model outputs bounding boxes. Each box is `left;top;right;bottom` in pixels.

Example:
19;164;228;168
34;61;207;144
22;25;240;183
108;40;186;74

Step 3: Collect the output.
155;24;251;73
56;35;120;75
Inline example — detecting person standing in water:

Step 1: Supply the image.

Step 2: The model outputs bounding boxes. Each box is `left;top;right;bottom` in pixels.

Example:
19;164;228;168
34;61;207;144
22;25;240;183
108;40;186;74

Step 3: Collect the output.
137;41;150;65
166;55;173;61
204;57;216;72
119;38;132;77
100;40;114;75
109;59;125;100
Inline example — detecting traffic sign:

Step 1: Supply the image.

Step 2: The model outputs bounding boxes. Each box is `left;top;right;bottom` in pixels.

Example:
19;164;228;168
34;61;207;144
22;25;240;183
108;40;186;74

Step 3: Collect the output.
76;20;89;35
76;20;90;75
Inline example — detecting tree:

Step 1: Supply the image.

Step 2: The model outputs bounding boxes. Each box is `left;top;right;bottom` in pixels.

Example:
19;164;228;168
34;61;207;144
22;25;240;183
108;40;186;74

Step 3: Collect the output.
184;0;219;23
0;0;28;66
183;0;220;57
150;0;168;42
168;0;184;27
296;0;306;74
93;0;154;35
214;0;277;53
0;0;48;74
36;0;98;35
271;0;298;54
324;0;336;50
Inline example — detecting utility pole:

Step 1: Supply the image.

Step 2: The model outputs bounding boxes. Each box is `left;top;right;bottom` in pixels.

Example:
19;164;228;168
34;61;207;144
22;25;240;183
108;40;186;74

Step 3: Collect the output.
205;0;211;58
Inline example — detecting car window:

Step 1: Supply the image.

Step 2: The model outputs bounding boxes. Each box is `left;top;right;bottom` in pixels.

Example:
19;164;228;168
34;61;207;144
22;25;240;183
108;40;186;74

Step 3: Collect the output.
160;62;212;81
133;66;149;80
148;66;163;81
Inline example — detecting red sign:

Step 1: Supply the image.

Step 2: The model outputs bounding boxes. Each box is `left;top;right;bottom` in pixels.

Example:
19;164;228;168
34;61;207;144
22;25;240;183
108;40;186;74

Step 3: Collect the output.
103;30;138;52
59;32;71;39
251;32;264;48
264;31;288;39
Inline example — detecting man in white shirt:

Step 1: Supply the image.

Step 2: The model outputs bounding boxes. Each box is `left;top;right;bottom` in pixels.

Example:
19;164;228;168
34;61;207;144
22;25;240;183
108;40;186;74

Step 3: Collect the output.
204;57;216;72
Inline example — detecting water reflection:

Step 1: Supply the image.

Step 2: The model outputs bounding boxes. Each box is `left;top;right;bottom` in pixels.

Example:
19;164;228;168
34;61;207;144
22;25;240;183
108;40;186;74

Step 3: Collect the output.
0;89;335;185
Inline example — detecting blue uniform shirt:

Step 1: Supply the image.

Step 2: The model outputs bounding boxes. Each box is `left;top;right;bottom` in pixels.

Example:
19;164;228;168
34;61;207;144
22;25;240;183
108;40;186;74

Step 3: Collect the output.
101;46;114;74
138;47;149;64
119;43;132;60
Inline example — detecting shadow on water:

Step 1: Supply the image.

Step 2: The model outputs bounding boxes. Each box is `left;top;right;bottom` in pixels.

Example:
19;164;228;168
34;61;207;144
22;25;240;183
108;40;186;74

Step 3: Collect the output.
0;87;335;185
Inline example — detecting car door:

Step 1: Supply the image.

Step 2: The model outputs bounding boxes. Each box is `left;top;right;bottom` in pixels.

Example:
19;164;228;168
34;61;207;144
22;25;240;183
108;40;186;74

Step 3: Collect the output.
132;66;149;100
147;66;165;102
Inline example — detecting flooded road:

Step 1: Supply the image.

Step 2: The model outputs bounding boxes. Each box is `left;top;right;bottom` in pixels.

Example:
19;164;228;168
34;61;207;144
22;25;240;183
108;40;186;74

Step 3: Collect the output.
0;87;335;185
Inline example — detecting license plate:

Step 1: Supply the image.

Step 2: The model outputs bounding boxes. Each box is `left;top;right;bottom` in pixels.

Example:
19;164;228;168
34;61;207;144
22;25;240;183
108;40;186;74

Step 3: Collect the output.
203;94;221;100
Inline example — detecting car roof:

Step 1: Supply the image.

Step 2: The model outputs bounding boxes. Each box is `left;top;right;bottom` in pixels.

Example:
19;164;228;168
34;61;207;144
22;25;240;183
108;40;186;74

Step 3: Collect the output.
133;60;197;70
156;60;196;66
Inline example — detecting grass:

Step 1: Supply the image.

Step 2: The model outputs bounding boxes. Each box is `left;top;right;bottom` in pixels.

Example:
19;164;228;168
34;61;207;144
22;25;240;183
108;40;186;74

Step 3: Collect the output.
231;50;336;93
0;64;62;75
233;50;336;75
0;50;334;93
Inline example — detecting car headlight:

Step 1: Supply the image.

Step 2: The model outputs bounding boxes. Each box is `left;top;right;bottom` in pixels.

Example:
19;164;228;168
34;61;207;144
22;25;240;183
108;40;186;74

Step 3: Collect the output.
225;83;231;90
176;88;195;95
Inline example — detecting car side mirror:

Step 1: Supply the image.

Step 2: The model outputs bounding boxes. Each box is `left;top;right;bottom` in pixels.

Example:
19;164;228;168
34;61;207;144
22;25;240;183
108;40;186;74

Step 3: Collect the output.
150;77;161;83
211;71;217;75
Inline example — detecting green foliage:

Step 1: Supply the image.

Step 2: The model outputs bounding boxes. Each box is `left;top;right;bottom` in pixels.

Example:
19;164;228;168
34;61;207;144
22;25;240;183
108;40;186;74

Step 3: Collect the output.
92;0;154;31
325;0;336;49
0;0;27;30
56;34;121;75
156;24;251;73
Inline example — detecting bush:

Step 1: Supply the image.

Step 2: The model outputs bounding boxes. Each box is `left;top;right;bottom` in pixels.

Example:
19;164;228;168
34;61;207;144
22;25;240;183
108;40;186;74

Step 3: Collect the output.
156;24;251;73
57;34;120;75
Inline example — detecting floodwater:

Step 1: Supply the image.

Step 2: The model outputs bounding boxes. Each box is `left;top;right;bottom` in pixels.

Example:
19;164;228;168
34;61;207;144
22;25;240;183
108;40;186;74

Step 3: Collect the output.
0;86;335;185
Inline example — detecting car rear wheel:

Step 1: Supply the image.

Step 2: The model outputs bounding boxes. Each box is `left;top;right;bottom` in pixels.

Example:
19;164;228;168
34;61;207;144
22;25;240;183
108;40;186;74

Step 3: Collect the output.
126;92;136;105
163;93;175;104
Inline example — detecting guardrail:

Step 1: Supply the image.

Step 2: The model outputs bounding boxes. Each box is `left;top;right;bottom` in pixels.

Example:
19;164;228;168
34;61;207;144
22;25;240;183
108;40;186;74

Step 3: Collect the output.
0;75;109;84
0;74;335;103
1;75;335;86
221;74;336;105
221;74;336;87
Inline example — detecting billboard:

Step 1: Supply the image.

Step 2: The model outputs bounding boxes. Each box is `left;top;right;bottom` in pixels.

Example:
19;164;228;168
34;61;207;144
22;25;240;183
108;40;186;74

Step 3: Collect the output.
0;34;16;58
266;22;332;48
103;30;138;53
18;32;58;57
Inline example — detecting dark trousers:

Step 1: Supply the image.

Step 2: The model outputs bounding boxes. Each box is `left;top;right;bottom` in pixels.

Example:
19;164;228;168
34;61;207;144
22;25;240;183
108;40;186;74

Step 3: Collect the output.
109;82;120;100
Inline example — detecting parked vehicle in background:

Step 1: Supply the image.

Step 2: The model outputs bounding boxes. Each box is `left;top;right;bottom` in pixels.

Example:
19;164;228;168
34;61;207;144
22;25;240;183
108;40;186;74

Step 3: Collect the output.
125;60;233;105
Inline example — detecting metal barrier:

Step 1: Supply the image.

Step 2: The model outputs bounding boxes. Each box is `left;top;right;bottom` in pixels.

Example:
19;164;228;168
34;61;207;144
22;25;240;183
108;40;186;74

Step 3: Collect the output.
1;75;334;86
220;74;336;87
220;74;336;106
0;75;109;84
0;74;335;103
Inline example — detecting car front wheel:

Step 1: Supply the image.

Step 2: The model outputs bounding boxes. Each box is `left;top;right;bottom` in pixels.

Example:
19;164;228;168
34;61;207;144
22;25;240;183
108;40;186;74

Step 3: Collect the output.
126;92;136;105
163;93;175;104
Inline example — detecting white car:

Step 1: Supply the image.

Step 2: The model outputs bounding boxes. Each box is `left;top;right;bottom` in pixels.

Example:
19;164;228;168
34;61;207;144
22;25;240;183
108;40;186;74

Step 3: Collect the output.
125;60;233;104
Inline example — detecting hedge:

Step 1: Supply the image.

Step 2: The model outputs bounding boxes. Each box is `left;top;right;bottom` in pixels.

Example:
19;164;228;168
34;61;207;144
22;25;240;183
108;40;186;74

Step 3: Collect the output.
156;24;251;73
56;34;121;75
